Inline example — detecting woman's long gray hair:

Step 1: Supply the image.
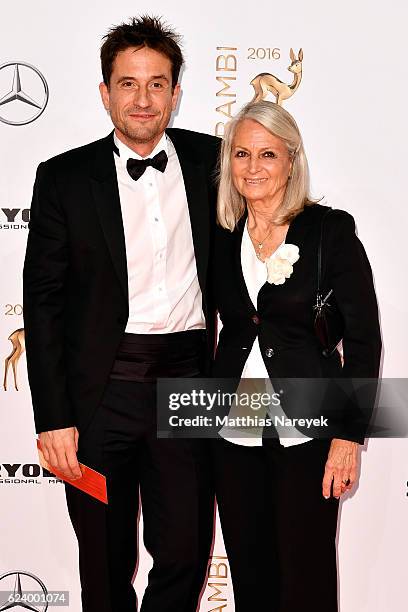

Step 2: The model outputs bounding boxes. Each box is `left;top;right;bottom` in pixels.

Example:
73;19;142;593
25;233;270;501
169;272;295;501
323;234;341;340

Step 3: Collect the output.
217;100;317;230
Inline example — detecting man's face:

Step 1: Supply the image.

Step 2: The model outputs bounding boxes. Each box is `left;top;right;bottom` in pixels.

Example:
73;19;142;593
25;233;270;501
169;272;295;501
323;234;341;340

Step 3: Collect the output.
99;46;180;153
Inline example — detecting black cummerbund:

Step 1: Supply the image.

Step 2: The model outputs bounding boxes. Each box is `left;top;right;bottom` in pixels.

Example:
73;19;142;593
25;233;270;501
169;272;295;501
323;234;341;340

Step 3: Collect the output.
110;329;206;382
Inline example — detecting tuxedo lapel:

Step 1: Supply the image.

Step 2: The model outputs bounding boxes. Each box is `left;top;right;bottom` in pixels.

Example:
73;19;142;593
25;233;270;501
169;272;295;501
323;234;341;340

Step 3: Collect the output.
90;132;128;301
166;129;210;293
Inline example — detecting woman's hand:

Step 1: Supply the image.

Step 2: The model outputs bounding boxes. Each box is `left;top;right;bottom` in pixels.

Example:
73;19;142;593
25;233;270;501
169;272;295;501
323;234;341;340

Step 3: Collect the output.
322;438;359;499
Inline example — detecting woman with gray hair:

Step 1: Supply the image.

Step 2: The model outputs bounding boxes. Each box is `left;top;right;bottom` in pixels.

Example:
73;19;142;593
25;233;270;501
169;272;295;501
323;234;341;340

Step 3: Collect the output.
211;100;381;610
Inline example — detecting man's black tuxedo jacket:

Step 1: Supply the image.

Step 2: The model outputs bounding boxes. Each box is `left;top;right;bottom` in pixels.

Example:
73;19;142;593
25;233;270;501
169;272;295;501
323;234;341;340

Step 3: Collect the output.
23;128;220;435
212;204;382;442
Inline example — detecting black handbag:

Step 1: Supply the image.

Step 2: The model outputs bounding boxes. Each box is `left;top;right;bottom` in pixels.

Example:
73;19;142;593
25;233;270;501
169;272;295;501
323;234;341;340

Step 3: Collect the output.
313;208;344;357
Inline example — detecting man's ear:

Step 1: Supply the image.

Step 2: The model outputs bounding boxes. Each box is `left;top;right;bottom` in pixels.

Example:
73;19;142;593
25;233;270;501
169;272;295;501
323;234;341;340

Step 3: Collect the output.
99;81;110;112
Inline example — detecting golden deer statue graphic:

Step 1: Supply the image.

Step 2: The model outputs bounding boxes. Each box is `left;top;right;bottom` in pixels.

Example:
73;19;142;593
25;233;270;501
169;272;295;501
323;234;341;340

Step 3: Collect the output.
3;328;25;391
250;48;303;106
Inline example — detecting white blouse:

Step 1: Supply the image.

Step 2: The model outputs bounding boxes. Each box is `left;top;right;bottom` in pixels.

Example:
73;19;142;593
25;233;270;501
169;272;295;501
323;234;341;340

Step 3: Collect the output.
220;221;312;448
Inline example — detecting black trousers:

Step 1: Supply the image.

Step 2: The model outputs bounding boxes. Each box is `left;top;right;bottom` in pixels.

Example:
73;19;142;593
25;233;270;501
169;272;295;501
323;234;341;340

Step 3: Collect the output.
211;437;339;612
65;331;214;612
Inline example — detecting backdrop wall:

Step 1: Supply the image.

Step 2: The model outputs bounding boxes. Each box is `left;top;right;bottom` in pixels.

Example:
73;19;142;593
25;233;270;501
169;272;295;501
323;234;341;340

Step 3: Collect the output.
1;2;407;610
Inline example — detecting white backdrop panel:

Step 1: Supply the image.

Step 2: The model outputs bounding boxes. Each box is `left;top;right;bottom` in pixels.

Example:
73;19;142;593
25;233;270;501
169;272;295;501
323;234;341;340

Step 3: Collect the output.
1;1;407;610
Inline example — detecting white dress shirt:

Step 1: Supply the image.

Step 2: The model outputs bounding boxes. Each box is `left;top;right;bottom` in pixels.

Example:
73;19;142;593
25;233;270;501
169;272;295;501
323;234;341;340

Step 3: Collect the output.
113;132;205;334
220;221;312;448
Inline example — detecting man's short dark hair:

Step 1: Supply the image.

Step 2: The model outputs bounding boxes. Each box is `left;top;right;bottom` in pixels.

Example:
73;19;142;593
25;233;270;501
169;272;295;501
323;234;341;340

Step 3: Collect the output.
100;15;184;88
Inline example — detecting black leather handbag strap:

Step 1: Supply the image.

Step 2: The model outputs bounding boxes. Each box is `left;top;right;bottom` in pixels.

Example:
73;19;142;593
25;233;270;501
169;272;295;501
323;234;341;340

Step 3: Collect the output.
317;207;334;296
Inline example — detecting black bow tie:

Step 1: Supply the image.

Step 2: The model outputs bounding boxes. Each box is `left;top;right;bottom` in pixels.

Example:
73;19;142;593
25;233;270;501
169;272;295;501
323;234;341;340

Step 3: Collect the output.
126;150;168;181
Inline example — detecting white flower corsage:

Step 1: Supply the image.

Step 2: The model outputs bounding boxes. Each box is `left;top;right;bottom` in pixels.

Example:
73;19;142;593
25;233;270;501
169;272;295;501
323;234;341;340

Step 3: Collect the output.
265;244;300;285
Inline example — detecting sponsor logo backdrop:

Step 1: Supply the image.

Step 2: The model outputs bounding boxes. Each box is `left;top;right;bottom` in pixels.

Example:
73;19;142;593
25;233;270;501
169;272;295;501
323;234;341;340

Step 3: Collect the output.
1;1;407;610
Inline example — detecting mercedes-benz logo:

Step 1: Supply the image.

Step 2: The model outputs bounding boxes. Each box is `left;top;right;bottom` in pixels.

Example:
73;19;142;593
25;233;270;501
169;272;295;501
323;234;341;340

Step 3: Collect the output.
0;62;49;126
0;570;48;611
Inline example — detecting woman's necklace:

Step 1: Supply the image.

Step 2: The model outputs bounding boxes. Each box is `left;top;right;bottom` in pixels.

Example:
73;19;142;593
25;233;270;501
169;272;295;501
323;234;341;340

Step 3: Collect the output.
248;224;275;259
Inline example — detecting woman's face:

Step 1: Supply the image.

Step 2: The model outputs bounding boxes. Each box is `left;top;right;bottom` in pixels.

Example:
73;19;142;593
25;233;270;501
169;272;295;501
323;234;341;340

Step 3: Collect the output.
231;118;292;207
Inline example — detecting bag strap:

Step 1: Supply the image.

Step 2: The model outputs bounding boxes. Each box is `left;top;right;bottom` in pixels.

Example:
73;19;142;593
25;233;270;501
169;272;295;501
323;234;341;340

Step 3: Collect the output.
317;207;333;296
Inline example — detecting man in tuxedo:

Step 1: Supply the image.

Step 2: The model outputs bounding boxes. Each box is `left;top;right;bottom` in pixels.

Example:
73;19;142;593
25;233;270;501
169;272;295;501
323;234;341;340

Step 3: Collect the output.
23;16;219;612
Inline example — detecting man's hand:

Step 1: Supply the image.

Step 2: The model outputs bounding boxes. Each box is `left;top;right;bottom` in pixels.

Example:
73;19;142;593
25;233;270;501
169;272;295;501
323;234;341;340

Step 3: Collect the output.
39;427;82;480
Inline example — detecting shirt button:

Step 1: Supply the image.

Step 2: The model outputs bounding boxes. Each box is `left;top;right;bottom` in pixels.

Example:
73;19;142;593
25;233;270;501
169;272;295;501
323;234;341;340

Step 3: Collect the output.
154;217;159;222
252;314;260;325
265;347;274;358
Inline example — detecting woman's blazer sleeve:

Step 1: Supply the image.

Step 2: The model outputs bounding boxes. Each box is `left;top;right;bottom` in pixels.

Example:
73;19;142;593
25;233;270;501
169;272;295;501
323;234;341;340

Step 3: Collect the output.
325;210;382;378
324;211;382;442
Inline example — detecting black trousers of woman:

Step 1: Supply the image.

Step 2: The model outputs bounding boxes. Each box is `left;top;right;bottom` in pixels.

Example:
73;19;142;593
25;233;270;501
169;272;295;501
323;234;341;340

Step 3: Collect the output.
211;436;339;612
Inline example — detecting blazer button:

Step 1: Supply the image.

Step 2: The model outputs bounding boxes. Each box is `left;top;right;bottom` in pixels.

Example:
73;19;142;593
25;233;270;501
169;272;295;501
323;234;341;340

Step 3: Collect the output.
252;314;260;325
265;347;274;358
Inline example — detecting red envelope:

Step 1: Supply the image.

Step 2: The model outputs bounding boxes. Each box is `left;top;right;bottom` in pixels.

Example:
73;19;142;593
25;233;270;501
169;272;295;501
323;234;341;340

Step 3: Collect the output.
37;439;108;504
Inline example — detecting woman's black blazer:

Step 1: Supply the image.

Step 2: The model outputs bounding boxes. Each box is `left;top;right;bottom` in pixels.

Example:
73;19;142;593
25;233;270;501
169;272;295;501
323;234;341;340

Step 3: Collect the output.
212;204;382;443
